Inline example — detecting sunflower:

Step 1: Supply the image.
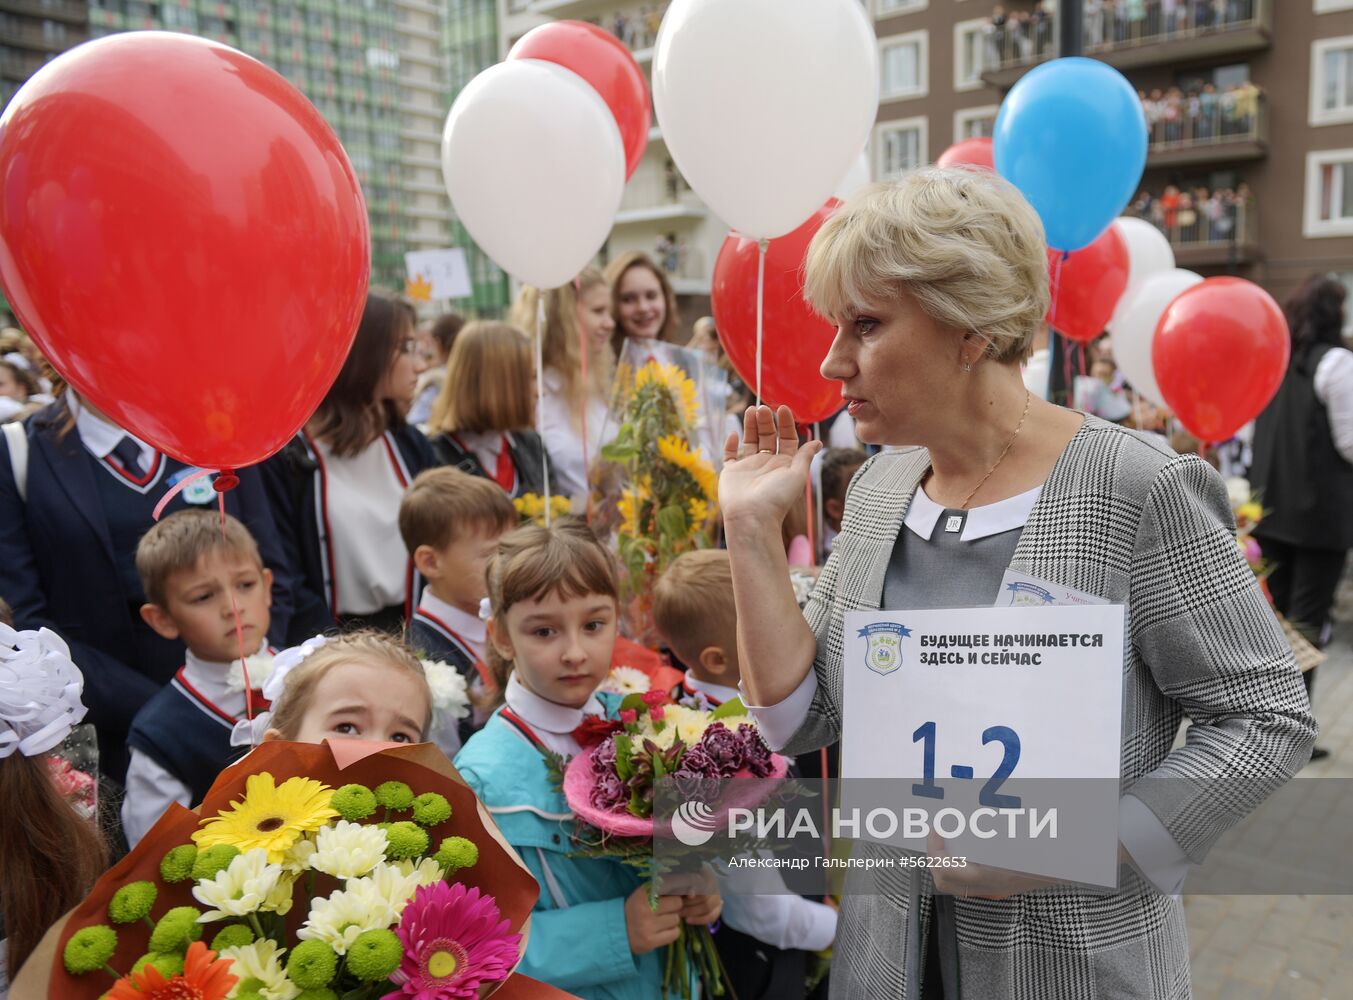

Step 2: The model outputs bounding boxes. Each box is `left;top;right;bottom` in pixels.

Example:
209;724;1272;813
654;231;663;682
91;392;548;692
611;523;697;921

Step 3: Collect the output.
687;497;710;529
108;941;237;1000
657;435;718;501
193;773;338;864
636;360;699;426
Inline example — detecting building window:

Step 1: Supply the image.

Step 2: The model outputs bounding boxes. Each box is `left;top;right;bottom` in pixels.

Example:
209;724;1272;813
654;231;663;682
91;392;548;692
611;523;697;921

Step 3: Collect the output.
1305;148;1353;237
1311;36;1353;126
1316;1;1353;13
954;18;989;91
874;117;928;180
879;30;927;102
875;0;927;15
954;105;998;141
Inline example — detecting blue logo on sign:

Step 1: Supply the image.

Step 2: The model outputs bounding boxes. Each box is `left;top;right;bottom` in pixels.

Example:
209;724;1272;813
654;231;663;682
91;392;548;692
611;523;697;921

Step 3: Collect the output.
1004;581;1055;607
857;622;913;676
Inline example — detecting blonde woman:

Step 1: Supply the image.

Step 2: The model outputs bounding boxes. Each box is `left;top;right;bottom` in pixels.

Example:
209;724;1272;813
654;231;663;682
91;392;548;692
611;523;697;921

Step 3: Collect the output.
512;268;617;500
427;321;555;499
720;169;1314;999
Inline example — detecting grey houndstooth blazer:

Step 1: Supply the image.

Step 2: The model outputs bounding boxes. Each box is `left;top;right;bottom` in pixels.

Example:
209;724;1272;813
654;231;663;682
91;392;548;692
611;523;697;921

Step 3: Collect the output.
784;416;1316;1000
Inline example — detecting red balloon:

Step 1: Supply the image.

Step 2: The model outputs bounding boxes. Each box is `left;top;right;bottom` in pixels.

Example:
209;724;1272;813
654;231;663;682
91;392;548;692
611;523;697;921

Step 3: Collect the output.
1152;277;1290;443
1045;225;1129;343
936;137;995;171
0;33;369;470
509;21;651;180
712;200;843;424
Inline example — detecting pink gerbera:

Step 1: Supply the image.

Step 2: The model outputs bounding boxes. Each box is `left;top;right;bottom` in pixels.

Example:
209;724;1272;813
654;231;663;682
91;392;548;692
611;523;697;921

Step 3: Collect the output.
382;881;521;1000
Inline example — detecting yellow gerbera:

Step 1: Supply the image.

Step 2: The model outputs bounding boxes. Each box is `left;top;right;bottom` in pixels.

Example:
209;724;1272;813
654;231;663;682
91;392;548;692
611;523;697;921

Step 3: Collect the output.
193;773;338;864
636;361;699;425
658;435;718;501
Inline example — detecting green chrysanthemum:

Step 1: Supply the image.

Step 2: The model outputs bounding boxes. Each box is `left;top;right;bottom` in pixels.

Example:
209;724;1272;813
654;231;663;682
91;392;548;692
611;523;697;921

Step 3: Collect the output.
346;928;402;982
331;783;378;821
159;844;199;883
434;835;479;873
148;906;204;954
375;781;414;811
209;923;255;951
131;952;185;978
108;881;157;924
191;843;241;881
287;939;339;989
411;792;452;827
62;925;118;974
384;820;429;860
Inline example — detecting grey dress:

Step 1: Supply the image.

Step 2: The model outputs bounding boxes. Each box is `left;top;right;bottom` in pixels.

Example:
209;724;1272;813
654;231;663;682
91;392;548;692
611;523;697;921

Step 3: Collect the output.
783;416;1315;1000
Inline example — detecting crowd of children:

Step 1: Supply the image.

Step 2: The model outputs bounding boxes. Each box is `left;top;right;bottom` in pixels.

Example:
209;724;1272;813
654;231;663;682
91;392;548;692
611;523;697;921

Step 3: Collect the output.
0;263;869;996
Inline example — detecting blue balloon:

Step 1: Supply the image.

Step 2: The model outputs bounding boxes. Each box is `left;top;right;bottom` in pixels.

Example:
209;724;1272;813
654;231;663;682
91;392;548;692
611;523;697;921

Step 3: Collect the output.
993;57;1147;252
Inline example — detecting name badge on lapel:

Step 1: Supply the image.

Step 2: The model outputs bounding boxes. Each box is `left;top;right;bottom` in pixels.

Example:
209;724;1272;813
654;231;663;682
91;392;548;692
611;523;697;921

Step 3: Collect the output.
167;467;216;505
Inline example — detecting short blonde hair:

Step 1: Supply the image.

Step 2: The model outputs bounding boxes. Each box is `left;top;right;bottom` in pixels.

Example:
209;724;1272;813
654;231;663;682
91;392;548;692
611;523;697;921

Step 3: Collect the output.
136;510;263;607
429;321;534;434
399;466;517;554
652;549;736;670
268;630;431;740
804;167;1050;364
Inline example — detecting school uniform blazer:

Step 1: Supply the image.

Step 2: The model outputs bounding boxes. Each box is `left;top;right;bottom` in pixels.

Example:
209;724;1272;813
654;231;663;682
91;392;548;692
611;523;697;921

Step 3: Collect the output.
426;429;559;500
0;403;297;744
258;425;435;643
783;415;1316;1000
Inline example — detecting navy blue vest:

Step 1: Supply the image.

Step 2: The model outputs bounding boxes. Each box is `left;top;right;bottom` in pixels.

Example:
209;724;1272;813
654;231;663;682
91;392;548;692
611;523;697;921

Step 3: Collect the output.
406;612;487;745
126;672;248;806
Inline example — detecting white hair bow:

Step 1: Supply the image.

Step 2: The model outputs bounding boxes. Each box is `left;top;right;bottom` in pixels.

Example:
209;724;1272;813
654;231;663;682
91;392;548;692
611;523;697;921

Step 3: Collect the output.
229;634;329;747
0;624;87;759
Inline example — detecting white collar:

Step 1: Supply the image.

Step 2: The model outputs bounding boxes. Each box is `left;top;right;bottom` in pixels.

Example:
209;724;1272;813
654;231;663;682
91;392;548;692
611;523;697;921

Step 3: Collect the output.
455;429;506;457
905;483;1042;543
418;589;486;645
684;672;740;707
181;639;268;706
68;393;152;463
504;673;602;735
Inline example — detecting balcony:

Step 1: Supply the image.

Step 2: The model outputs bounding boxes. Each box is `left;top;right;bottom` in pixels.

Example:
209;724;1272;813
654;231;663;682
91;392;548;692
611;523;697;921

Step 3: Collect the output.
615;170;705;225
0;49;45;80
1146;93;1266;168
0;0;86;25
1126;197;1258;267
0;21;84;53
983;0;1271;89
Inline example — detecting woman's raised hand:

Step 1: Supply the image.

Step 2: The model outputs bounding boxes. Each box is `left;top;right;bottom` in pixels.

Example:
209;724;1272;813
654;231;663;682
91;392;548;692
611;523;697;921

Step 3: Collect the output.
719;405;823;527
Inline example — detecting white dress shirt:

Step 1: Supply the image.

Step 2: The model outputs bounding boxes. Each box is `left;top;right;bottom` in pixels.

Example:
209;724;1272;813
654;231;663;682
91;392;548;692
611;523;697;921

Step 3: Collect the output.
315;436;408;615
681;671;740;711
68;392;156;471
1315;346;1353;464
418;588;488;665
717;867;838;953
121;644;265;847
537;368;616;501
503;673;604;759
741;485;1192;895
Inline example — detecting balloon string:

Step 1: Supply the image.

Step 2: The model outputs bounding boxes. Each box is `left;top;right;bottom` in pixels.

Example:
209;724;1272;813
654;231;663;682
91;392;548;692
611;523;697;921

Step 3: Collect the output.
805;423;818;568
1049;250;1068;333
152;467;215;521
218;490;255;725
755;238;769;406
574;276;593;526
536;292;552;527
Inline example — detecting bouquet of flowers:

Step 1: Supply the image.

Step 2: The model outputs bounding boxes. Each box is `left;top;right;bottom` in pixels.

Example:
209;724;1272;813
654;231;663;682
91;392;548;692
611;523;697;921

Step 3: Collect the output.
20;740;573;1000
602;351;719;640
512;493;573;526
560;690;789;998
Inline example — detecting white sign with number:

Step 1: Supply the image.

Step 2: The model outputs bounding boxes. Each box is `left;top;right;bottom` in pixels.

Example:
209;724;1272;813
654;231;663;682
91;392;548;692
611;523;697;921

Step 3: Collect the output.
404;248;472;300
840;604;1125;888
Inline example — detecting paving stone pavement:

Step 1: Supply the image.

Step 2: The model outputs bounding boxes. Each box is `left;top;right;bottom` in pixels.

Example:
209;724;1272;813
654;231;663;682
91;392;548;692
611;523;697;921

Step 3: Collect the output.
1185;573;1353;1000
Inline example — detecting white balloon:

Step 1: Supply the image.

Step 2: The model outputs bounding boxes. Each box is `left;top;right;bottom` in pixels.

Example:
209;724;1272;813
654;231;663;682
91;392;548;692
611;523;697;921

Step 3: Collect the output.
653;0;878;239
1108;217;1176;334
834;151;871;201
442;60;625;288
1109;267;1202;408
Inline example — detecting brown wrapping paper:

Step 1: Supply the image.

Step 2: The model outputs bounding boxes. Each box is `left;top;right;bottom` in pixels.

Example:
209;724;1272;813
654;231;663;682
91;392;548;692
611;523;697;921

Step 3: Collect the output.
12;739;580;999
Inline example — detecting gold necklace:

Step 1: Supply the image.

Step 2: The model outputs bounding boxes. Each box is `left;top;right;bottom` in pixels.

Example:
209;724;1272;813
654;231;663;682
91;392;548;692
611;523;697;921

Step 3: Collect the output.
959;389;1032;511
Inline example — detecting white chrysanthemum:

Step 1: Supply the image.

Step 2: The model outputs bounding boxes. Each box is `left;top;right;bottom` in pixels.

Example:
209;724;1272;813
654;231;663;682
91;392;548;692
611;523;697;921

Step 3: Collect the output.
394;857;447;888
309;820;388;880
278;836;317;876
350;862;424;917
219;939;300;1000
664;704;718;745
296;881;399;955
193;849;286;921
264;873;296;916
597;666;650;696
421;660;470;720
1225;476;1251;511
225;653;277;696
